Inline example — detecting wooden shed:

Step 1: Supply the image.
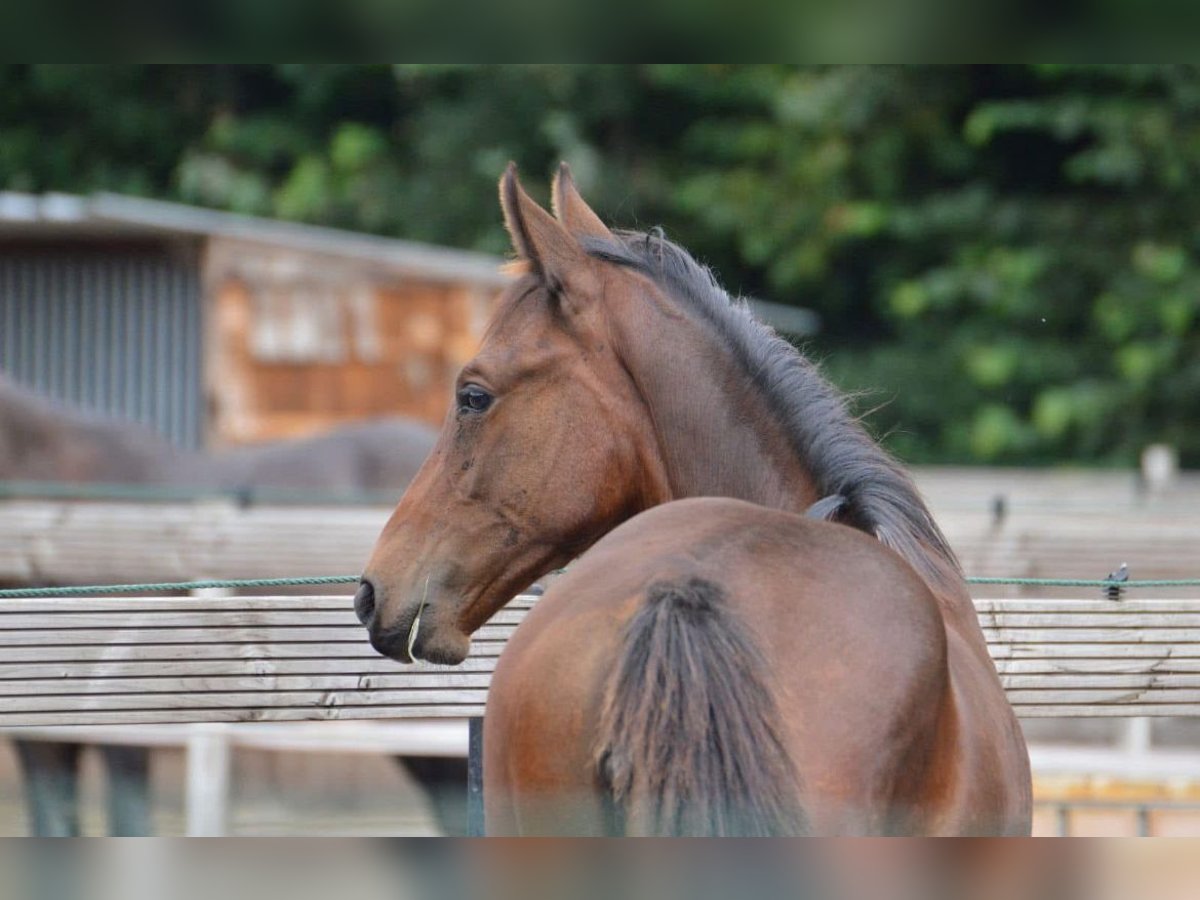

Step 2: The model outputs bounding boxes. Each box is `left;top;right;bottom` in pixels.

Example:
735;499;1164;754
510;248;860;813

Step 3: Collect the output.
0;192;509;448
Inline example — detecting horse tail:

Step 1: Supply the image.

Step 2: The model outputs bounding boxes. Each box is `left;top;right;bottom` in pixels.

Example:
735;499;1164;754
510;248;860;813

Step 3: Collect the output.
594;576;807;836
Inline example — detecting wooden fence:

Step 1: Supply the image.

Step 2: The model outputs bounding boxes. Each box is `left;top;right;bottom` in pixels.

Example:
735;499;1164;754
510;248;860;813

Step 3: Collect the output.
3;593;1200;727
4;497;1200;595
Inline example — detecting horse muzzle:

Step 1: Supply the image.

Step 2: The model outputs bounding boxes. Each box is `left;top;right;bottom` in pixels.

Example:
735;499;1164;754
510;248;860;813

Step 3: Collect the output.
356;577;472;665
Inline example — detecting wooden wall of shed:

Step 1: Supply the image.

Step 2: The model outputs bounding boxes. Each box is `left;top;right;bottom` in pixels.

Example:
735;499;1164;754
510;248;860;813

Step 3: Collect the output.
204;243;500;446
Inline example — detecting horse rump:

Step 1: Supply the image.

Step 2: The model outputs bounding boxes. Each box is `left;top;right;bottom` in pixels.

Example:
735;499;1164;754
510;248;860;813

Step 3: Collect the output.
594;576;807;836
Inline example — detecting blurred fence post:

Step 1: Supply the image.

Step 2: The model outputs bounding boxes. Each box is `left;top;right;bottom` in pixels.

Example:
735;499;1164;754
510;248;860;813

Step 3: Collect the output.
467;717;484;836
186;724;232;836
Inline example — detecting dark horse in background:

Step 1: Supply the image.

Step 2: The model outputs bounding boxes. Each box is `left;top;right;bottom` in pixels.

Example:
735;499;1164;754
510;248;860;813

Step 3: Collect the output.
0;375;471;835
357;165;1032;834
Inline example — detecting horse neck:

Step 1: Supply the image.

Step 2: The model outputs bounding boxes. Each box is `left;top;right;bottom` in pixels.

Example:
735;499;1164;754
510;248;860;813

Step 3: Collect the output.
612;300;820;514
610;292;988;644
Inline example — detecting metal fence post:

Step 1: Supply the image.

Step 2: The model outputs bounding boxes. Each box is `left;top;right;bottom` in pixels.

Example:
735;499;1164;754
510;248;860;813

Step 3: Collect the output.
467;716;484;836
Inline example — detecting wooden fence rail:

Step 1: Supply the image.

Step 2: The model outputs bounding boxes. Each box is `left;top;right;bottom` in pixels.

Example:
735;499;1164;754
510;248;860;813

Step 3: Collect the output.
0;500;387;585
5;499;1200;595
3;594;1200;727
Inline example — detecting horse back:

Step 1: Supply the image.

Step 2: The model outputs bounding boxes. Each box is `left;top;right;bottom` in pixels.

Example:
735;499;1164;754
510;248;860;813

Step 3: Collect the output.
485;497;958;835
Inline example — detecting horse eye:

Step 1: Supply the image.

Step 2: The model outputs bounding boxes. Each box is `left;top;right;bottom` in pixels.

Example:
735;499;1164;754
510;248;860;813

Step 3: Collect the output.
457;385;493;414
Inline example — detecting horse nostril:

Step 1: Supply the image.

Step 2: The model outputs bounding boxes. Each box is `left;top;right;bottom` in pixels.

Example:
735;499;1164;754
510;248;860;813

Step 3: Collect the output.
354;579;376;626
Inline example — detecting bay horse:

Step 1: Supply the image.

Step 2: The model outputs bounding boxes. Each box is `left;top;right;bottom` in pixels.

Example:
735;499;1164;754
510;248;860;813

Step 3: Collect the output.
0;376;456;834
359;164;1032;835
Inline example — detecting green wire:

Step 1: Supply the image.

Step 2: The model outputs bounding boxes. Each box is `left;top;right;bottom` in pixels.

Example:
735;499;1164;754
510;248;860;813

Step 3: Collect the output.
0;576;359;598
2;574;1200;599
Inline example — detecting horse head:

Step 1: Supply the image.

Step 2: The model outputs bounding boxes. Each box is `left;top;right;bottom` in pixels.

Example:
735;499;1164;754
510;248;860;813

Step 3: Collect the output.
358;164;672;663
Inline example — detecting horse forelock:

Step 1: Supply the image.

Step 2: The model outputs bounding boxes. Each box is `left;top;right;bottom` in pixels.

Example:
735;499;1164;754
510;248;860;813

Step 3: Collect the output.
580;229;963;594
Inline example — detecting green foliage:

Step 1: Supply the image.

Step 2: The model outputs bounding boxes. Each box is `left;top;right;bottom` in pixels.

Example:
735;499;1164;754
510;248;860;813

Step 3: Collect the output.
2;64;1198;466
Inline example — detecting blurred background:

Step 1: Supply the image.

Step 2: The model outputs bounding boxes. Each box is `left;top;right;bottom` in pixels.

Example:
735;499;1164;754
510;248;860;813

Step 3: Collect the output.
1;64;1199;836
4;64;1199;465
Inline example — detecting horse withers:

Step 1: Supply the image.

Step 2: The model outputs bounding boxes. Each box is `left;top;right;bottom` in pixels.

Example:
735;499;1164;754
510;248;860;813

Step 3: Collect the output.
359;164;1031;835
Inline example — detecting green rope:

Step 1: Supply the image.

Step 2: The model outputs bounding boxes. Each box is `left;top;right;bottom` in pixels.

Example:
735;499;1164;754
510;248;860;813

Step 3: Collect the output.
966;577;1200;588
2;574;1200;599
0;576;359;598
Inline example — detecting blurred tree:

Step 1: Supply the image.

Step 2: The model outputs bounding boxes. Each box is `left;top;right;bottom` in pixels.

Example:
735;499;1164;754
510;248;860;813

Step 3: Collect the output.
650;65;1200;467
2;64;1197;465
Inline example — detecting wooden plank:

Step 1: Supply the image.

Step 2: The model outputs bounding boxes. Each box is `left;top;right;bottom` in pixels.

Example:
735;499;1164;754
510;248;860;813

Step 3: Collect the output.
977;600;1200;613
0;721;471;756
994;658;1200;675
0;594;1180;614
33;622;1200;647
998;675;1200;690
217;720;468;756
0;723;212;747
0;705;487;726
983;614;1200;628
7;702;1197;725
0;627;381;646
5;676;1197;704
3;669;1197;701
0;611;359;629
991;643;1200;656
28;607;1200;631
0;656;500;679
0;673;497;696
0;643;385;663
0;608;529;629
0;596;536;613
0;644;512;666
0;624;519;646
0;598;356;613
0;688;491;714
1;593;1190;618
1015;704;1200;717
6;669;1197;701
980;628;1200;644
1003;688;1200;705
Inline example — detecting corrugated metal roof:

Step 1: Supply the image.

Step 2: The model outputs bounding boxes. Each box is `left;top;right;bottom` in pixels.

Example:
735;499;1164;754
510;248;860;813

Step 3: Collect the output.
0;191;509;287
0;191;818;334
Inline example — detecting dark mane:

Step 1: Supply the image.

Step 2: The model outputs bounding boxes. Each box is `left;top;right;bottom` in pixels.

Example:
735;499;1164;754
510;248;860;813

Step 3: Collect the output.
584;230;962;592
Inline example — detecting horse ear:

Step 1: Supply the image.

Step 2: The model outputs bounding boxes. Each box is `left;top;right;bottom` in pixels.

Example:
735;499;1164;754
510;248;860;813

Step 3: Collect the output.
551;162;613;241
499;162;582;288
